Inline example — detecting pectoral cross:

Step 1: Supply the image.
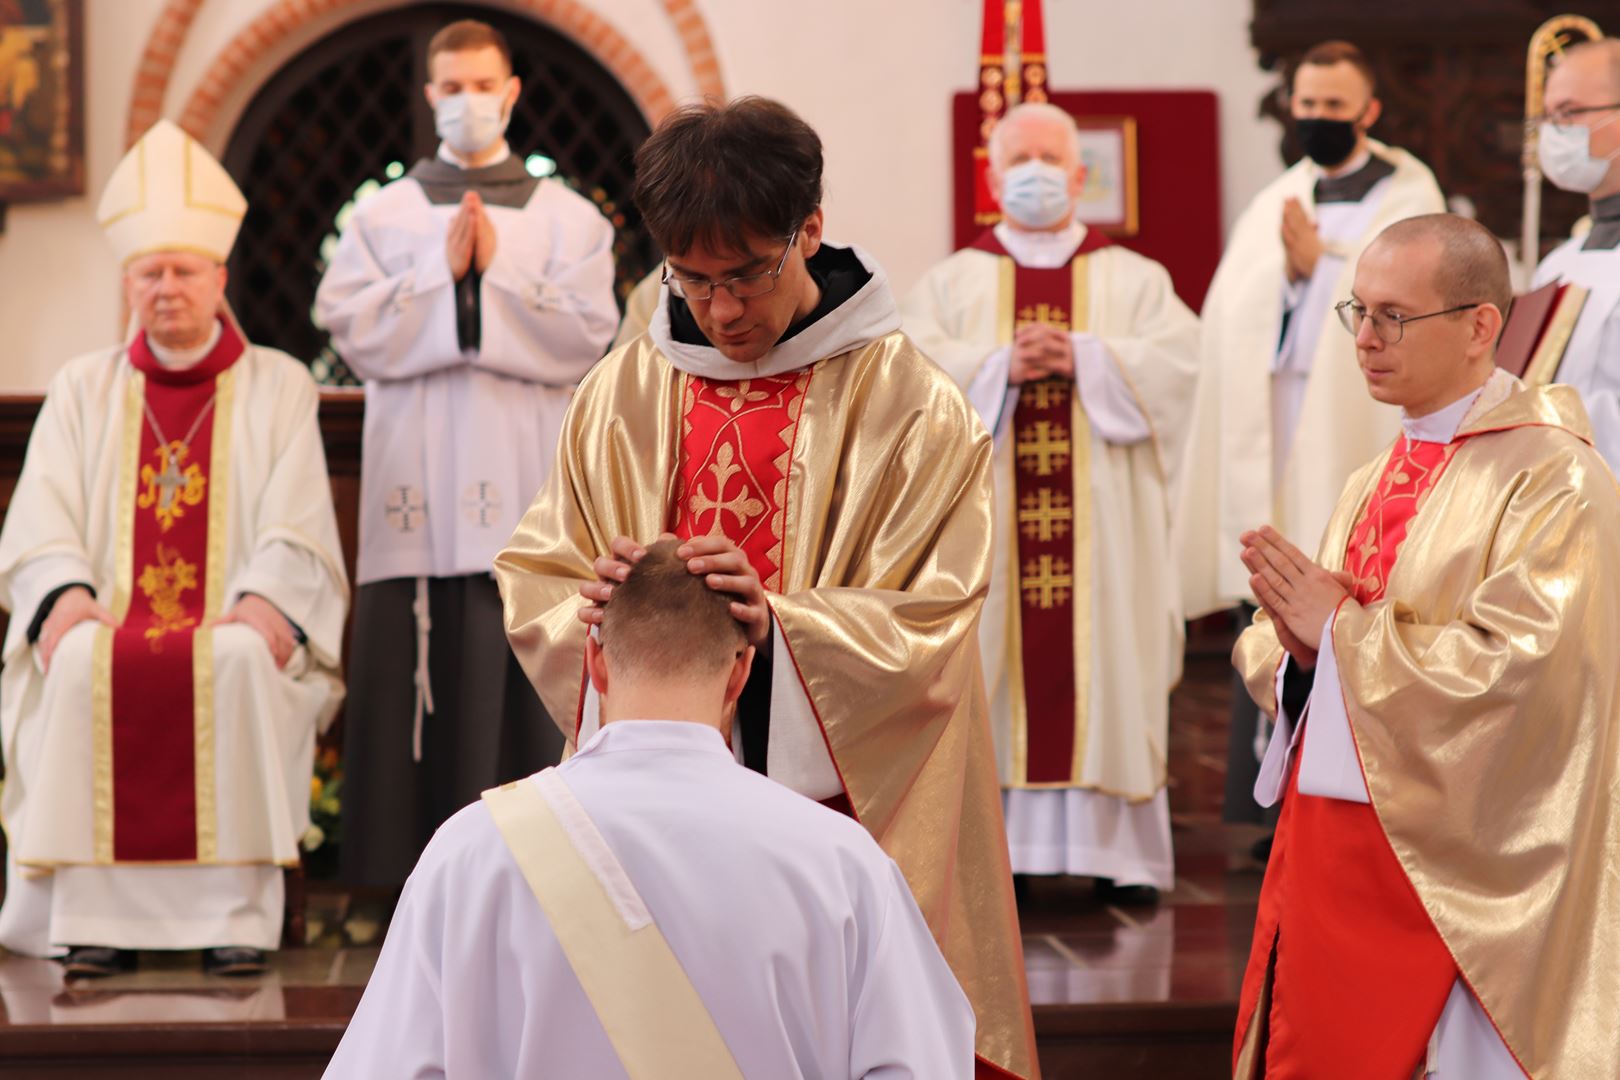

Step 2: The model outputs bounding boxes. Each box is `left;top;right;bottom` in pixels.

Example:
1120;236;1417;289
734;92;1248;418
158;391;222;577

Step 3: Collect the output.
153;450;187;514
1016;420;1071;476
1021;554;1074;610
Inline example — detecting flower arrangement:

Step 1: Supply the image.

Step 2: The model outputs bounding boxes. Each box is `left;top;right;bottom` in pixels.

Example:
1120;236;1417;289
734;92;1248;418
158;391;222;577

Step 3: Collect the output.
302;745;342;877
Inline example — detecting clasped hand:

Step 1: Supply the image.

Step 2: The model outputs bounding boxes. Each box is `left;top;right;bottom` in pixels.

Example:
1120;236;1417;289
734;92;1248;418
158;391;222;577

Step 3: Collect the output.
1239;526;1353;670
446;191;498;280
1010;324;1075;385
578;533;772;645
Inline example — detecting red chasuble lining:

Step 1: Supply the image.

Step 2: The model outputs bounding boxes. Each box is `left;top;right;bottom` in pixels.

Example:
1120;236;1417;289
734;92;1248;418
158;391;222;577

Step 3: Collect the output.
1236;434;1463;1078
108;320;243;862
971;227;1110;785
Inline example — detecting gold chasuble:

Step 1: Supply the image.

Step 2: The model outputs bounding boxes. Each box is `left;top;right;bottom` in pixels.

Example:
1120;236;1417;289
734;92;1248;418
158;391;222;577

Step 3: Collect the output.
971;227;1112;786
1233;382;1620;1078
99;322;242;863
497;270;1040;1077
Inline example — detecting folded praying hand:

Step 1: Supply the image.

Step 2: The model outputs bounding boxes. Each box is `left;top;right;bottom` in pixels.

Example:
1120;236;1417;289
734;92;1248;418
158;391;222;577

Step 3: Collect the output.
1239;525;1354;670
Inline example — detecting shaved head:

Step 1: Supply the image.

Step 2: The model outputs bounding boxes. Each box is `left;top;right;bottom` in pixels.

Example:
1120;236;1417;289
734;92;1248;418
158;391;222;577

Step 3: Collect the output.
599;539;746;681
1368;214;1512;317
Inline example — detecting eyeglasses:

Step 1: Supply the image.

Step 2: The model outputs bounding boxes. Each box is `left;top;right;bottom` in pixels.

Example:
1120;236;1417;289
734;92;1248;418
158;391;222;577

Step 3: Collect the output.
1535;103;1620;129
661;230;798;301
1334;299;1484;345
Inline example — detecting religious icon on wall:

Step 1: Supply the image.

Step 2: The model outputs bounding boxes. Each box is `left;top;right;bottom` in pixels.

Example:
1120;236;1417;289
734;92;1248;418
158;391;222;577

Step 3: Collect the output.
1073;116;1139;235
0;0;85;201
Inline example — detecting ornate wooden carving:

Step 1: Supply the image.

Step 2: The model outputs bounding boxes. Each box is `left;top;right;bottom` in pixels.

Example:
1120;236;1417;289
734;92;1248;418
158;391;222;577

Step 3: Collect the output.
1251;0;1614;258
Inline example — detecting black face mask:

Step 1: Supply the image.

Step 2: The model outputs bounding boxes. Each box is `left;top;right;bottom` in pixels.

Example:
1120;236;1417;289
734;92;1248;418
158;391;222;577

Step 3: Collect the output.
1295;117;1360;168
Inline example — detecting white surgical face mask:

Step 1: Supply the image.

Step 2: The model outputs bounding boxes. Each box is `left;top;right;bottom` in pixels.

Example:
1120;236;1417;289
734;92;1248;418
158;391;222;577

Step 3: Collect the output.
1538;116;1620;194
999;160;1073;229
435;89;511;157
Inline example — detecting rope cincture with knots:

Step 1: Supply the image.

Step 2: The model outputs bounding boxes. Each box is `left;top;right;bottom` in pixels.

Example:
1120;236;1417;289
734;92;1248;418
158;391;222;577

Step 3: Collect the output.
412;576;435;763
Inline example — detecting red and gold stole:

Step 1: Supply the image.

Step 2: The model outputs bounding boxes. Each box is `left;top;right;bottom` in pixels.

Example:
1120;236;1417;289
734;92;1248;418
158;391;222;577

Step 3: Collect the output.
670;370;812;593
1237;433;1466;1077
972;227;1110;786
93;319;242;864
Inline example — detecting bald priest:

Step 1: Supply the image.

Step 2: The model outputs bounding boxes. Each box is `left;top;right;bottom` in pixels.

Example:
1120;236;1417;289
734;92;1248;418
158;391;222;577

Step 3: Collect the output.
0;121;348;978
1230;214;1620;1078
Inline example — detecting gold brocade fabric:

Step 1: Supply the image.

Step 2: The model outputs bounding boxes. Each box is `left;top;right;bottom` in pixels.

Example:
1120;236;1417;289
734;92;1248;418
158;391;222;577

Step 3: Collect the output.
494;334;1040;1079
1234;383;1620;1078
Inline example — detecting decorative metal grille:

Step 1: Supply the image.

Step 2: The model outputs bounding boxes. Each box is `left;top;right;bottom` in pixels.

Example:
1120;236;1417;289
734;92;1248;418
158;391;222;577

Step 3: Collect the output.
222;3;655;385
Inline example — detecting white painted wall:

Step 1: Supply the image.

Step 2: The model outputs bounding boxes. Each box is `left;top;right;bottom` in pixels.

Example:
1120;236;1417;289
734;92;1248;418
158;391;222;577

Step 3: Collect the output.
0;0;1281;389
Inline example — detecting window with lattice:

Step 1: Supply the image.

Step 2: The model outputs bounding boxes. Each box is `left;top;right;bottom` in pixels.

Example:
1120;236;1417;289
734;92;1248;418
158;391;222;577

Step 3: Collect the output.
223;3;655;386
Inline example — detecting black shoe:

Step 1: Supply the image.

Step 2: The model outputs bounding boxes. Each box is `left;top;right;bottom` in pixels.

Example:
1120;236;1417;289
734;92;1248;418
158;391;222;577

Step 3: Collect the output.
1094;878;1161;906
201;946;268;976
59;946;137;979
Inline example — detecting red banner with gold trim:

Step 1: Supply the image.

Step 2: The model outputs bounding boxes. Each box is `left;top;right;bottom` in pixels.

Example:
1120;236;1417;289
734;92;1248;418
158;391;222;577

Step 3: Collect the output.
974;0;1049;226
99;320;242;863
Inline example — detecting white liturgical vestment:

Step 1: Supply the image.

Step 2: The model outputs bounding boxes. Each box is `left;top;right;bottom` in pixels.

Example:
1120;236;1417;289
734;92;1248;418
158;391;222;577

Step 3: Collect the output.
324;720;975;1079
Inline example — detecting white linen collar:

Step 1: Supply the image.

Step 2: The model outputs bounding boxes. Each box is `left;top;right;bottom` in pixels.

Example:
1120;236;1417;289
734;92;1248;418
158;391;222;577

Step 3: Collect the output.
148;321;223;370
575;719;733;760
1401;367;1516;444
436;141;513;169
992;220;1087;268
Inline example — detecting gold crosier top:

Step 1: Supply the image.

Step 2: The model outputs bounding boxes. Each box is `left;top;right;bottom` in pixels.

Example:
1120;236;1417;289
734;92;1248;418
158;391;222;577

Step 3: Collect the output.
1235;382;1620;1078
495;333;1040;1079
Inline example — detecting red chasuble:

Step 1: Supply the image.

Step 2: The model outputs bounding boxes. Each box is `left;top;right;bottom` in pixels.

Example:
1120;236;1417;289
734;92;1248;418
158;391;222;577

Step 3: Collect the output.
98;319;243;863
970;227;1112;785
1235;434;1465;1078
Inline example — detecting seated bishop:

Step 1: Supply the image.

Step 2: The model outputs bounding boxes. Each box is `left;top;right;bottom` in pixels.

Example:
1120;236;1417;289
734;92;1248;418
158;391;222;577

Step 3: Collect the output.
0;120;349;978
325;540;974;1078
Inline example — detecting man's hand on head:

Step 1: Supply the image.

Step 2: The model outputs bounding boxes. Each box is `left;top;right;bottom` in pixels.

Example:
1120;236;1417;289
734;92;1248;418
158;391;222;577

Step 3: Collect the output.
1281;197;1325;284
37;586;117;672
576;535;665;628
1240;525;1351;660
677;535;771;646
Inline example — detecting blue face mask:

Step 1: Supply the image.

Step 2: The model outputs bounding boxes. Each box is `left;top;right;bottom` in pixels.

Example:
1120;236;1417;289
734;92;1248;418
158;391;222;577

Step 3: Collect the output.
999;160;1073;229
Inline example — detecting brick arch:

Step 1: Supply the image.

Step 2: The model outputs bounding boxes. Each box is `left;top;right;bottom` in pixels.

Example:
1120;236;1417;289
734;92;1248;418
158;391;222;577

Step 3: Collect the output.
124;0;727;148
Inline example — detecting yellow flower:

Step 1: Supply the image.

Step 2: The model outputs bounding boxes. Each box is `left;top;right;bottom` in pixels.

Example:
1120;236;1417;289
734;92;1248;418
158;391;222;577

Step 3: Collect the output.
311;776;323;800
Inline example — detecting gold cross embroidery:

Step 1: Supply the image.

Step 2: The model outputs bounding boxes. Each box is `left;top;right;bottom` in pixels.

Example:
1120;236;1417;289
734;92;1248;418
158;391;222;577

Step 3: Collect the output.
1022;378;1069;411
714;380;772;413
1021;554;1073;609
1018;488;1072;542
1016;303;1070;329
688;441;766;534
1016;420;1070;476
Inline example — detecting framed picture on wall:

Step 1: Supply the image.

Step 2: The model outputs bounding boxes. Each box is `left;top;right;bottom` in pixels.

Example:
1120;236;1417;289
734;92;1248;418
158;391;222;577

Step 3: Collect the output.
0;0;86;201
1073;117;1138;235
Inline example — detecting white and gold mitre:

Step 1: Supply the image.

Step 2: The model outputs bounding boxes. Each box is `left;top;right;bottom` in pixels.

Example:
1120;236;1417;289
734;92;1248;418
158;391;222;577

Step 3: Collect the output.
97;119;246;265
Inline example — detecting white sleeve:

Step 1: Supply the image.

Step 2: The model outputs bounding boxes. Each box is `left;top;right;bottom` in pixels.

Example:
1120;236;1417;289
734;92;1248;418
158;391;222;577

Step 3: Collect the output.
849;860;977;1080
1253;657;1299;809
321;852;448;1079
1071;332;1152;445
764;616;844;801
474;204;619;384
1296;607;1371;803
314;203;464;382
963;345;1012;436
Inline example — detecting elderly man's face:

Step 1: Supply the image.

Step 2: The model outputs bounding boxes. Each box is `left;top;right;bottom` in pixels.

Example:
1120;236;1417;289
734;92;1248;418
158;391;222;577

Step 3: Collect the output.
1349;237;1481;415
125;252;227;351
1545;48;1620;175
988;115;1086;219
663;208;824;365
